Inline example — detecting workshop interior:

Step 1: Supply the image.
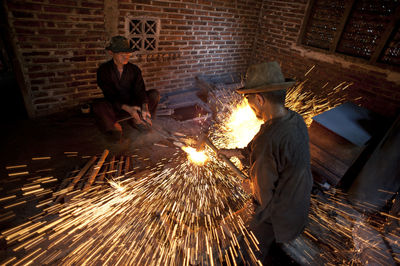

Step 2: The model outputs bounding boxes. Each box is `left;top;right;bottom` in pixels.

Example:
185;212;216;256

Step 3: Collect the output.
0;0;399;265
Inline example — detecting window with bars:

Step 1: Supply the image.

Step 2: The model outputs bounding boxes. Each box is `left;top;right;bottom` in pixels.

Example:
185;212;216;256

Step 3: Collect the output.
125;17;160;52
299;0;400;66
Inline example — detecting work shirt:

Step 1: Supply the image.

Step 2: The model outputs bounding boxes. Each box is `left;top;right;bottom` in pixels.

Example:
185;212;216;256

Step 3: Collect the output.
97;60;148;111
243;109;313;243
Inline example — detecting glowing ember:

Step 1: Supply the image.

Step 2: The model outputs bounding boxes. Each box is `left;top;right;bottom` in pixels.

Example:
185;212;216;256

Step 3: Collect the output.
181;146;208;165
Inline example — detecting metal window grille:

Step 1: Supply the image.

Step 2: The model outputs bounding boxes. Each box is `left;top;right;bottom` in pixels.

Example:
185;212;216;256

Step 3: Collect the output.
125;17;160;52
299;0;400;66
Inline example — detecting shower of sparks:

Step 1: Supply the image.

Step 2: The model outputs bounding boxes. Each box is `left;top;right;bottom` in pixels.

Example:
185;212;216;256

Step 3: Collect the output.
181;146;208;165
1;67;397;265
285;80;351;127
219;99;263;149
208;89;258;150
282;189;400;265
108;179;126;193
0;150;255;265
208;71;351;151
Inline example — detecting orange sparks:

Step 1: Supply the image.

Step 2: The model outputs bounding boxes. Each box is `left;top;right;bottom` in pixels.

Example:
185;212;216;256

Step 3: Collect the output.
181;146;208;165
224;99;263;149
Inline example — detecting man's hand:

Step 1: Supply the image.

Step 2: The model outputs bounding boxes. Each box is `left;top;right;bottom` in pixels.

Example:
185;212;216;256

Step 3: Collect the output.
140;104;152;126
141;110;152;126
121;104;143;124
218;148;244;159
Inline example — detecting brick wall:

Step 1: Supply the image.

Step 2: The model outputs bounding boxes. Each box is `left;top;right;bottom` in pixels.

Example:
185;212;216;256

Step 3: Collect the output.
7;0;399;118
119;0;262;95
5;0;106;116
252;0;400;118
5;0;262;117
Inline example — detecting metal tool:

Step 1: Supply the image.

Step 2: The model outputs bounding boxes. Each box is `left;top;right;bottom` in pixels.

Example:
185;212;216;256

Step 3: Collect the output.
116;116;135;123
197;135;248;181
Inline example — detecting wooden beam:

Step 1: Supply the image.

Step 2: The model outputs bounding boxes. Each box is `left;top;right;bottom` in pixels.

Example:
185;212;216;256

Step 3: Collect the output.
329;0;356;53
297;0;315;46
2;2;35;117
370;5;400;63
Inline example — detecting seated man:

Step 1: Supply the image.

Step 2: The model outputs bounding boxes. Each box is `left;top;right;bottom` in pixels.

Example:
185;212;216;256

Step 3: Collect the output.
93;35;159;138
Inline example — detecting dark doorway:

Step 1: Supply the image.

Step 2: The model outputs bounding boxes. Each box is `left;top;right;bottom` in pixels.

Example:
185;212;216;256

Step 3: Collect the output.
0;3;28;122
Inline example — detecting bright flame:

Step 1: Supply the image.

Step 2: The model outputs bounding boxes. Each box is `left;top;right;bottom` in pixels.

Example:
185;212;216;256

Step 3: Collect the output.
224;99;263;148
181;146;208;165
108;180;125;193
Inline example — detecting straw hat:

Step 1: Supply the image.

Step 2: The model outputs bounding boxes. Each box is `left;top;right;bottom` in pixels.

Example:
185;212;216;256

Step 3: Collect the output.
237;62;295;94
105;36;134;53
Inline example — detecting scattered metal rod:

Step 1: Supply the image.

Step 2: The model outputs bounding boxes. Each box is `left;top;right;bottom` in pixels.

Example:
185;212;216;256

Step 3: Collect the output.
84;149;110;191
54;156;97;203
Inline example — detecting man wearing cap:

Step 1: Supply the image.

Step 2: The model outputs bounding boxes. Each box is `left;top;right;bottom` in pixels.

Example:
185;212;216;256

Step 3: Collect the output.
93;36;159;138
219;62;313;263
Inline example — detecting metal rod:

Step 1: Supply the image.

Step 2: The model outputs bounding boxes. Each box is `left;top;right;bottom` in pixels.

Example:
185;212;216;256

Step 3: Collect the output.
203;137;248;181
116;116;134;123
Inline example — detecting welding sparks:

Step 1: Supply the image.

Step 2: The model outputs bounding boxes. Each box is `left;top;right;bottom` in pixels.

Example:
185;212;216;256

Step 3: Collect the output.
181;146;208;165
1;149;253;265
224;99;263;148
2;68;387;265
108;179;126;193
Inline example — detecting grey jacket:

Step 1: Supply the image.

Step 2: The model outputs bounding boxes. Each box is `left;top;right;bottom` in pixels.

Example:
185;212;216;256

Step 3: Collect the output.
243;109;313;242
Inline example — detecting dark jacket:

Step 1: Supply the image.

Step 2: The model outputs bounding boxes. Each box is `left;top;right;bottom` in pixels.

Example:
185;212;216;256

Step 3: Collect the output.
97;60;148;111
244;109;313;243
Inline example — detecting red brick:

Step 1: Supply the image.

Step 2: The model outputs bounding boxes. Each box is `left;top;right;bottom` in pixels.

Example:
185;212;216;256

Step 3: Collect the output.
81;2;103;8
12;11;35;18
37;14;67;20
31;79;46;85
34;97;59;104
50;0;77;6
81;17;103;22
163;8;179;13
15;27;36;34
19;0;400;118
43;6;72;13
32;91;49;98
143;6;162;12
23;51;50;57
76;9;92;15
67;81;88;87
38;29;66;35
28;66;44;72
7;2;42;11
152;1;170;7
29;72;55;79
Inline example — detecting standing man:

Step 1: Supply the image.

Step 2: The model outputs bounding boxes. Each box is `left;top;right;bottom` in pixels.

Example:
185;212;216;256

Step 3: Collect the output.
219;62;313;263
94;36;159;138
